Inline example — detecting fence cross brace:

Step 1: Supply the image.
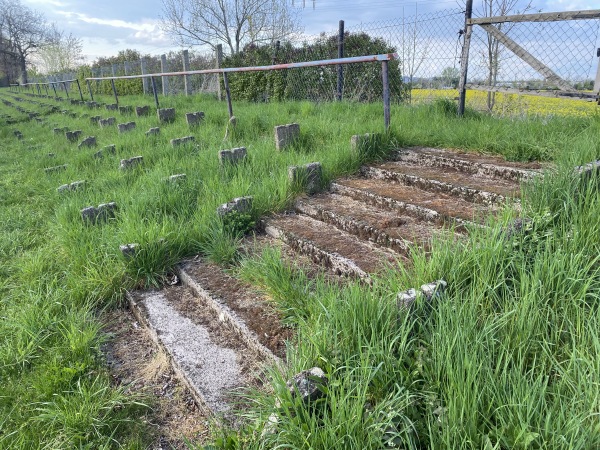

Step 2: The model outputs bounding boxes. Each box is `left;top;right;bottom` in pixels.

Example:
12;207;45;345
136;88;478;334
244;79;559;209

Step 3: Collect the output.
479;23;577;93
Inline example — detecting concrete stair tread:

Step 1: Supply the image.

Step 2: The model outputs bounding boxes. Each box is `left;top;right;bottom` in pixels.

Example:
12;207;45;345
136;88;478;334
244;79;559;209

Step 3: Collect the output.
179;258;292;360
129;285;266;420
397;147;543;172
265;213;407;278
333;178;495;223
296;193;448;252
371;160;521;198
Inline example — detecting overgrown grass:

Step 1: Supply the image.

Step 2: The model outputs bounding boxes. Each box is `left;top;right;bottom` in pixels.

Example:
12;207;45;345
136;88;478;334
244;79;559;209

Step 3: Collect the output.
0;91;598;448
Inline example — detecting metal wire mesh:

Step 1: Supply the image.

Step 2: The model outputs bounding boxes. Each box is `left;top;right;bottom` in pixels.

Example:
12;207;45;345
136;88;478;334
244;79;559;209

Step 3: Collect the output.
29;4;600;116
466;13;600;112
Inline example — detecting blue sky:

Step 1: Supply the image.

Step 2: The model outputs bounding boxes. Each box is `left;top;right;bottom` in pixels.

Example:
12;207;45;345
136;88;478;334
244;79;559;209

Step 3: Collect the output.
23;0;598;61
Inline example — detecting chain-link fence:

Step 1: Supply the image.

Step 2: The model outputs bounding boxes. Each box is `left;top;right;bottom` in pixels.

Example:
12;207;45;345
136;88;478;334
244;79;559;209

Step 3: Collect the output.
27;4;600;116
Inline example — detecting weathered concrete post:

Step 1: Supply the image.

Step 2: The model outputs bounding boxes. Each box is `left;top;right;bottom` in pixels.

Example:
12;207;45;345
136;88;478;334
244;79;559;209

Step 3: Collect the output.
111;64;117;77
161;54;170;96
182;49;192;96
141;58;149;95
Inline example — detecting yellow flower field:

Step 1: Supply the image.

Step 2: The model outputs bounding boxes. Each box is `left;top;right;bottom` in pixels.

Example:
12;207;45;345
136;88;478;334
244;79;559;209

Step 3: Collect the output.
410;88;598;117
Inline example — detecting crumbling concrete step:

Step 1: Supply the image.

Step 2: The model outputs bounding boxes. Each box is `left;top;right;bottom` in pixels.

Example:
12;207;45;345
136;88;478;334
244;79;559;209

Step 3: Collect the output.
128;285;267;421
177;259;291;361
295;193;450;255
394;147;542;181
264;213;406;281
361;161;521;205
331;178;493;226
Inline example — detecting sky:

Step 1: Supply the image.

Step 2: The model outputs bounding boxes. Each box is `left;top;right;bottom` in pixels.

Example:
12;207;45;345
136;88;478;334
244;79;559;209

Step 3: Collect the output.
22;0;600;62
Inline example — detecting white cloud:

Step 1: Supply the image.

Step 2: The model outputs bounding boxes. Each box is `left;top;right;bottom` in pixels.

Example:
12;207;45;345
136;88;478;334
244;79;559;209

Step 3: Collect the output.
57;11;159;32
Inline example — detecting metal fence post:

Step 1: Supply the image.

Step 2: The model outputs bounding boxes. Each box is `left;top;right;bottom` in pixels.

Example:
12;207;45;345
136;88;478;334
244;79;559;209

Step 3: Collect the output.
111;79;119;105
76;79;84;101
161;54;170;96
382;60;390;131
337;20;345;101
594;47;600;95
457;0;473;117
86;79;94;102
216;44;223;101
223;71;234;119
141;58;149;95
151;76;160;108
182;49;192;96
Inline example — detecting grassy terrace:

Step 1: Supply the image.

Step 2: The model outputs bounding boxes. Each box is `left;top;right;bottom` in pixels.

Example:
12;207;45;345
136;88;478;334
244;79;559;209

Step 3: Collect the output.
0;92;599;449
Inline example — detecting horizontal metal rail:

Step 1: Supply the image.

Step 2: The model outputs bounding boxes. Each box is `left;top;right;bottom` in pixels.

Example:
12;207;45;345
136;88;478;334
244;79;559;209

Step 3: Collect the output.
84;53;398;81
21;79;78;86
469;9;600;25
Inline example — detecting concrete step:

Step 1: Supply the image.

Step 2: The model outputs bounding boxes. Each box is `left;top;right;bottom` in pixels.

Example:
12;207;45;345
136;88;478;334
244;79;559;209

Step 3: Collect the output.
264;213;406;282
128;285;269;423
177;258;290;362
361;160;521;205
394;147;543;182
295;193;451;255
331;178;493;226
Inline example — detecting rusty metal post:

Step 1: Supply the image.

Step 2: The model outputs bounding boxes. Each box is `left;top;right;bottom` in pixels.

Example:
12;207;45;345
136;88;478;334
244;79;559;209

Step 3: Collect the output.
51;82;57;97
337;20;345;101
76;79;84;101
222;72;234;118
382;60;390;131
458;0;473;117
111;79;119;105
151;76;160;108
86;80;94;102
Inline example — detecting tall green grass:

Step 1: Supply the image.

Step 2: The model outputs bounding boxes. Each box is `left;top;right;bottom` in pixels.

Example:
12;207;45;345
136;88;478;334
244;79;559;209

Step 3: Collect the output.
0;91;598;448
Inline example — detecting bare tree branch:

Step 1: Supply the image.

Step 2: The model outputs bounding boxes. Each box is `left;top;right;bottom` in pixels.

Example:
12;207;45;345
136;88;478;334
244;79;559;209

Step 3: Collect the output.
160;0;303;55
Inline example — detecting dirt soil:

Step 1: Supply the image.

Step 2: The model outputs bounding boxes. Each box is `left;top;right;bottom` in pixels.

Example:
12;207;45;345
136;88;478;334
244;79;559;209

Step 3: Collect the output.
102;308;211;449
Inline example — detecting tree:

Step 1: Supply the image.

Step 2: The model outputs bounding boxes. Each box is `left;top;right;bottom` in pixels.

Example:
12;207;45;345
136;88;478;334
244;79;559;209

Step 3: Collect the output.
0;0;51;83
160;0;303;55
440;66;460;88
34;26;83;74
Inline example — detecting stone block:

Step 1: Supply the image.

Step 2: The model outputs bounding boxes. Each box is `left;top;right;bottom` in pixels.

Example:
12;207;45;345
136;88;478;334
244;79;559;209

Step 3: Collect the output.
157;108;176;124
81;202;117;224
397;279;447;309
44;164;68;174
105;103;118;111
99;117;116;128
90;115;101;125
135;105;150;117
47;153;55;158
120;155;143;170
13;130;23;139
218;147;247;166
53;127;67;134
119;243;139;258
65;130;82;142
217;196;253;217
350;133;378;154
288;162;322;194
167;174;186;183
145;127;160;137
57;180;85;194
274;123;300;150
170;136;195;147
117;122;136;133
286;367;328;403
118;105;133;115
85;101;98;109
185;111;204;127
78;136;97;149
